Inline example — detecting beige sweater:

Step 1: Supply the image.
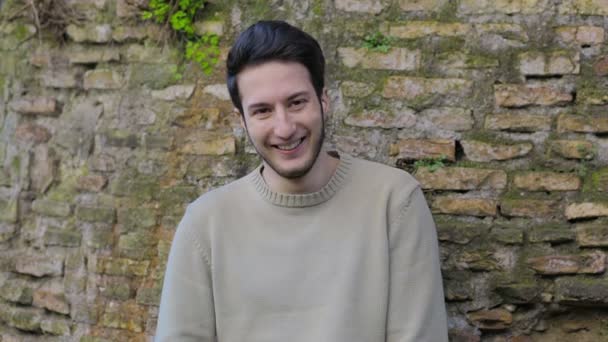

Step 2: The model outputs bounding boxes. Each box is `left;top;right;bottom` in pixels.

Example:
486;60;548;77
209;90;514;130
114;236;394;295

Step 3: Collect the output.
156;153;448;342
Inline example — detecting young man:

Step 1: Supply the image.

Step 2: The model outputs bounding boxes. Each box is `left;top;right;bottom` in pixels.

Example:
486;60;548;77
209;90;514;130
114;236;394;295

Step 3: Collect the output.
156;21;448;341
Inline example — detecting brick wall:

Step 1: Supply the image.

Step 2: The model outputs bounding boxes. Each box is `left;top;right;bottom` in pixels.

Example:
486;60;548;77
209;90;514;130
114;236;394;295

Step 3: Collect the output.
0;0;607;340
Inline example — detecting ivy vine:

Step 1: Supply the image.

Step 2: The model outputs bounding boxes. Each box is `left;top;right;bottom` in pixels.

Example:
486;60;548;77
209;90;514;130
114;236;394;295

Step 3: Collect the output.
142;0;220;75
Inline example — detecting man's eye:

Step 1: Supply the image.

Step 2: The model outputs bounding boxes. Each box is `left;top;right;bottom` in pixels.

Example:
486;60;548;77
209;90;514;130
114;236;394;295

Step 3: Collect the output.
253;108;270;115
290;99;307;109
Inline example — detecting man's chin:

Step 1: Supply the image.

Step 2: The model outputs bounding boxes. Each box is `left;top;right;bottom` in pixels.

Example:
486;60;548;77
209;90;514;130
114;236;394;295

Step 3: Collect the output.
266;159;315;180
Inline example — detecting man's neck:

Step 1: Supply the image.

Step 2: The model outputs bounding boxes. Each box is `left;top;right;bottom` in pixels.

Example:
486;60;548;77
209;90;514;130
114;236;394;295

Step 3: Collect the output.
262;151;340;194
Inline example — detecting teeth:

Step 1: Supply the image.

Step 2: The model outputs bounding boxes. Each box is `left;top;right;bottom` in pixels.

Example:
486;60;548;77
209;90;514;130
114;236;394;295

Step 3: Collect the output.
277;139;302;150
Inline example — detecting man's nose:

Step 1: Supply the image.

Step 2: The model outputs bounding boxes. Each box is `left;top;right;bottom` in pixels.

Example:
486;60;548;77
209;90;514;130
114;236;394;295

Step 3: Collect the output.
273;107;296;139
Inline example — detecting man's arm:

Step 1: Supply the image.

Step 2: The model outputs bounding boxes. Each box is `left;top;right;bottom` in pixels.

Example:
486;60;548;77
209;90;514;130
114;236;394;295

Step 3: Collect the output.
386;185;448;342
156;207;216;341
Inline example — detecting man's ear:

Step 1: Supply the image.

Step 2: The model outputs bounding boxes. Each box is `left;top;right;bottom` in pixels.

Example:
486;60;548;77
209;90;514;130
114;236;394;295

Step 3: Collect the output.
321;88;330;115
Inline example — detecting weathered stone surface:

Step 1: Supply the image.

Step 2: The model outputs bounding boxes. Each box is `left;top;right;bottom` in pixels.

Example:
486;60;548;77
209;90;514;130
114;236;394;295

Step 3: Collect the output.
388;21;470;38
389;139;455;161
555;277;608;305
494;84;573;107
15;255;63;277
529;225;575;244
345;109;416;128
76;206;116;223
83;69;123;90
101;301;144;332
66;24;112;43
0;278;36;304
5;306;43;332
30;145;56;193
9;97;60;115
557;115;608;134
0;223;16;242
33;279;70;315
575;223;608;246
550;140;595;159
594;56;608;76
456;250;499;271
578;86;608;105
68;47;120;64
398;0;448;11
116;0;146;17
420;107;474;131
513;172;581;191
76;175;107;192
102;130;139;148
467;308;513;330
415;167;506;190
15;123;51;143
129;63;178;89
484;113;551;132
558;0;608;16
151;84;195;101
44;227;81;247
143;133;174;150
338;47;420;70
40;69;81;88
432;196;497;217
0;197;19;223
340;81;374;97
518;51;580;76
32;199;71;217
98;257;149;277
383;77;472;102
125;44;180;64
194;20;225;36
500;199;558;218
136;283;162;306
90;153;116;172
54;100;103;159
556;26;605;45
460;0;548;14
203;84;230;101
566;202;608;220
112;25;160;42
118;207;156;232
118;231;156;260
587;168;608;192
99;277;133;300
495;283;541;304
461;140;533;162
491;228;524;245
335;0;384;13
528;251;606;275
40;318;71;335
181;135;236;155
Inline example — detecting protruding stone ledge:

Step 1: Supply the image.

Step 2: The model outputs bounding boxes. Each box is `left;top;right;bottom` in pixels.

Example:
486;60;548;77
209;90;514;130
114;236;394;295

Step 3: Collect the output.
518;51;580;76
467;308;513;330
432;196;498;217
461;140;533;162
557;115;608;134
415;167;506;190
529;225;575;244
9;97;61;116
513;172;581;191
549;140;595;160
389;139;455;161
575;223;608;247
420;107;474;131
15;255;64;277
527;251;606;275
566;202;608;220
83;69;123;90
66;24;112;43
555;277;608;305
484;113;551;132
494;84;573;108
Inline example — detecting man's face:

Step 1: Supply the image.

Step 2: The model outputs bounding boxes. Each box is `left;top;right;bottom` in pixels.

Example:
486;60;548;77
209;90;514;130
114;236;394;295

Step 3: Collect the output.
237;61;328;179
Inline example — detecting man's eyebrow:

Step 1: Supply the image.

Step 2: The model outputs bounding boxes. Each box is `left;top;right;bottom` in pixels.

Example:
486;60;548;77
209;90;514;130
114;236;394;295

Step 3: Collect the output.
286;91;310;101
247;91;310;110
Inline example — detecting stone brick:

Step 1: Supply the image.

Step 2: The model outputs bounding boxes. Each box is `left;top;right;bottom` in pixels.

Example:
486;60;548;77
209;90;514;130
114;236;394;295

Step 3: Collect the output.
181;135;236;155
518;51;580;76
112;25;160;42
40;318;71;336
43;227;81;247
528;251;606;275
118;207;156;232
556;26;605;45
389;139;455;161
194;20;225;36
101;301;144;332
0;223;16;242
398;0;448;11
494;84;573;107
68;48;120;64
495;283;541;304
75;206;116;223
15;255;63;277
467;308;512;330
102;130;139;148
340;81;374;97
500;199;559;218
338;47;420;71
129;63;178;89
456;250;499;271
15;123;51;143
151;84;195;101
335;0;384;13
203;84;230;101
143;133;174;150
558;0;608;15
578;86;608;105
460;0;548;14
529;225;575;244
116;0;145;17
420;107;474;131
566;202;608;220
513;172;580;191
0;197;18;223
557;115;608;134
432;196;497;217
415;167;506;190
99;257;149;277
118;231;156;260
587;168;608;192
85;224;114;249
555;277;608;305
594;56;608;76
491;228;524;245
575;223;608;247
9;97;60;115
40;69;81;88
388;21;470;39
32;199;71;217
99;277;133;300
344;109;416;128
125;44;180;64
76;175;107;192
449;328;481;342
549;140;595;160
5;306;43;332
31;145;57;193
461;140;533;162
136;284;162;306
383;77;472;102
0;278;35;304
33;279;70;315
484;113;551;132
83;69;123;90
91;153;116;172
66;24;112;43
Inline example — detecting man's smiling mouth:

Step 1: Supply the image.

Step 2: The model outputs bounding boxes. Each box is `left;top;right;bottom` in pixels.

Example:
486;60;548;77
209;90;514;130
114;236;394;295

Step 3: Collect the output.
274;137;305;151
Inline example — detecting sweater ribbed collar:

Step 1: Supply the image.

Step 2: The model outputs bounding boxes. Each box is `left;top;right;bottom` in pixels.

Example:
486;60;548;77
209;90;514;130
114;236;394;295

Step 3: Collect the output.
250;152;353;208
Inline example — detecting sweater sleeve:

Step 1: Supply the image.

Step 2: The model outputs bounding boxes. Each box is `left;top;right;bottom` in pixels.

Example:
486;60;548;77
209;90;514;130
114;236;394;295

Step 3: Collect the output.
155;206;216;342
386;185;448;342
